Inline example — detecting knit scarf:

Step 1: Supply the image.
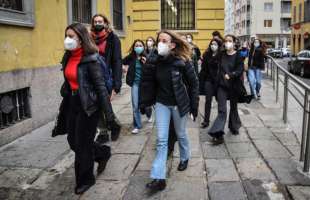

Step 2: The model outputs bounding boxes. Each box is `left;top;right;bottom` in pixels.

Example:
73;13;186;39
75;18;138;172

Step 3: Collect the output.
91;30;110;55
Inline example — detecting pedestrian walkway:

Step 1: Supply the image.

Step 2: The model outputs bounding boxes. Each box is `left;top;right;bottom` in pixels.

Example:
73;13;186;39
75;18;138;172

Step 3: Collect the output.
0;76;310;200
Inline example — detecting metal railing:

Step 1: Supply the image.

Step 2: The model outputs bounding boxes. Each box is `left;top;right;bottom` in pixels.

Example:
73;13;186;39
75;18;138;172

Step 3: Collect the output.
266;55;310;172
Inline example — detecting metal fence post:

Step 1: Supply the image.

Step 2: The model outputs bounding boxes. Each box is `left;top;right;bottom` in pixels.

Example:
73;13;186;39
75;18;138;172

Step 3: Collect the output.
304;99;310;172
301;91;309;162
271;61;274;81
266;59;270;77
276;66;279;103
283;75;288;123
272;62;276;90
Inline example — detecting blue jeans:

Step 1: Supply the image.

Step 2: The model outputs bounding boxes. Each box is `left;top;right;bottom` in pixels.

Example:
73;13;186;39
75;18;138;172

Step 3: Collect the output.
131;84;142;129
150;102;190;179
248;68;262;96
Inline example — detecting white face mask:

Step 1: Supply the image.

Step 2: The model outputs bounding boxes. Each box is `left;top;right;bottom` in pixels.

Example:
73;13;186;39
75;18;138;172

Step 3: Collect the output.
187;38;192;43
147;41;154;48
225;42;234;50
254;42;260;48
64;37;78;51
211;44;219;52
157;42;170;56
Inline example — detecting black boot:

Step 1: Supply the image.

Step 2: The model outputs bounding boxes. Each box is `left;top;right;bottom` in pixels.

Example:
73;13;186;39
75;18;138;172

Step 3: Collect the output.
231;130;239;135
75;181;95;195
211;136;224;145
200;121;209;129
96;145;111;175
177;160;189;171
146;179;166;191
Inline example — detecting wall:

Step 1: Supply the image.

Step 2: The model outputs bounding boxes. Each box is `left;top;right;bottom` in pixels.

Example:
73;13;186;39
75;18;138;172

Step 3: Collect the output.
130;0;224;52
0;1;67;73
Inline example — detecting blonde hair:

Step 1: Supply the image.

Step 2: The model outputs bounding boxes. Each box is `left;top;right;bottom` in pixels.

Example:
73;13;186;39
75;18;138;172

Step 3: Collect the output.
157;30;192;61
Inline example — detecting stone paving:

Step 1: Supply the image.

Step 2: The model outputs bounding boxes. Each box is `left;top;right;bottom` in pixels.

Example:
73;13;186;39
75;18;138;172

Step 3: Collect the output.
1;76;310;199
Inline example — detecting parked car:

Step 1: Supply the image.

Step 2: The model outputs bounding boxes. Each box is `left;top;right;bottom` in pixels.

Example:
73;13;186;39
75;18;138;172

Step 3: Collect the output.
288;50;310;77
281;48;291;57
268;48;283;58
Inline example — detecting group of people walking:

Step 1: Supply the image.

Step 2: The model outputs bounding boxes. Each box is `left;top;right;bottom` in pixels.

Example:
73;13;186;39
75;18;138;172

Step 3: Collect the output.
53;13;267;195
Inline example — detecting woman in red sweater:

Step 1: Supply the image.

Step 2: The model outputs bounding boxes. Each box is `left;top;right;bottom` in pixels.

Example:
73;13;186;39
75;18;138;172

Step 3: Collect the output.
60;23;115;195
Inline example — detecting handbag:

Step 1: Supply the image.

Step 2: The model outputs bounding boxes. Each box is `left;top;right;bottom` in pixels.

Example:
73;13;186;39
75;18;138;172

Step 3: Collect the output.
51;97;69;137
238;81;253;104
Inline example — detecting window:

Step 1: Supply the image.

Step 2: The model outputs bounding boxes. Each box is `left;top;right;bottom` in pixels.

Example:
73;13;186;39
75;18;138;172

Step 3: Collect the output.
305;1;310;22
264;2;273;12
293;6;296;23
0;0;35;27
112;0;124;31
68;0;96;24
161;0;195;30
72;0;92;24
281;1;291;14
0;0;23;11
0;88;31;129
264;20;272;28
299;3;302;22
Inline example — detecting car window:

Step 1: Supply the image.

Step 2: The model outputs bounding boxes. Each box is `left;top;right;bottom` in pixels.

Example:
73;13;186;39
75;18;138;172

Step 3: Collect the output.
298;52;307;58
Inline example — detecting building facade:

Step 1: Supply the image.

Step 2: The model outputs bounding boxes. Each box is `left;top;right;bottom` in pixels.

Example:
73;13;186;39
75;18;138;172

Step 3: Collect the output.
226;0;291;48
225;0;235;35
291;0;310;55
0;0;224;146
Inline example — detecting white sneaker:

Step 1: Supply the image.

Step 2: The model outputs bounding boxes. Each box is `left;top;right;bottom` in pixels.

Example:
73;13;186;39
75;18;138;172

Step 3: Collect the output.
131;128;139;134
147;117;152;123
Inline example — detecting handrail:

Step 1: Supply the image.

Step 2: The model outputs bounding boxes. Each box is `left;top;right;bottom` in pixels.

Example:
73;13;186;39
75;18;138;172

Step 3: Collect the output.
266;55;310;173
268;56;310;91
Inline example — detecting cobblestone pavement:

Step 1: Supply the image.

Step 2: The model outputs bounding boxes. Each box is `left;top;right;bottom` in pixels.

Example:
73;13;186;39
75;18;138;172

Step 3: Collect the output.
1;76;310;200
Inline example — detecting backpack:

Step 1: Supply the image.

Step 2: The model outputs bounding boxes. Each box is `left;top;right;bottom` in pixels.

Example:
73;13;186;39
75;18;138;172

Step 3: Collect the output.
97;54;113;94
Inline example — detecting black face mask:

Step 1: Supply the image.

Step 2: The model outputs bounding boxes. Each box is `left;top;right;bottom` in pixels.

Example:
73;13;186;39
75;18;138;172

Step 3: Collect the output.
94;24;105;32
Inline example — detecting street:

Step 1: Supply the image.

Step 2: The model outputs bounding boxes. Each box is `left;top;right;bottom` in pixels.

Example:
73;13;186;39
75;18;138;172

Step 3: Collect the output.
274;57;310;86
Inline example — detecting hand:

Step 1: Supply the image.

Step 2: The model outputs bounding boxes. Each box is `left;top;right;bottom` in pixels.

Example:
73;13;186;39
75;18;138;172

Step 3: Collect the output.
110;90;117;101
190;114;196;122
122;65;128;74
190;109;198;121
224;74;230;80
141;56;146;64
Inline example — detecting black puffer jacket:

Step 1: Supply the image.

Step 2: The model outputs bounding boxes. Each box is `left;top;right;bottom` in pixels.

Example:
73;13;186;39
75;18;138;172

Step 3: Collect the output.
103;32;123;93
61;52;115;121
140;53;199;117
249;47;265;70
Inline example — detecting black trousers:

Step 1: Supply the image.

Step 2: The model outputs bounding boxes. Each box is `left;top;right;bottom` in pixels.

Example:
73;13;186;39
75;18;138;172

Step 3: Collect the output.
203;81;217;124
66;94;108;187
208;87;241;138
145;107;152;119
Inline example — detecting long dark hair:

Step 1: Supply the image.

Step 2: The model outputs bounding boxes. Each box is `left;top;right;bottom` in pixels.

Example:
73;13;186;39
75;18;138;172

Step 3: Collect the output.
212;31;224;42
157;30;192;61
250;39;267;55
128;39;145;57
146;36;156;53
203;38;222;58
65;23;98;55
90;14;112;32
